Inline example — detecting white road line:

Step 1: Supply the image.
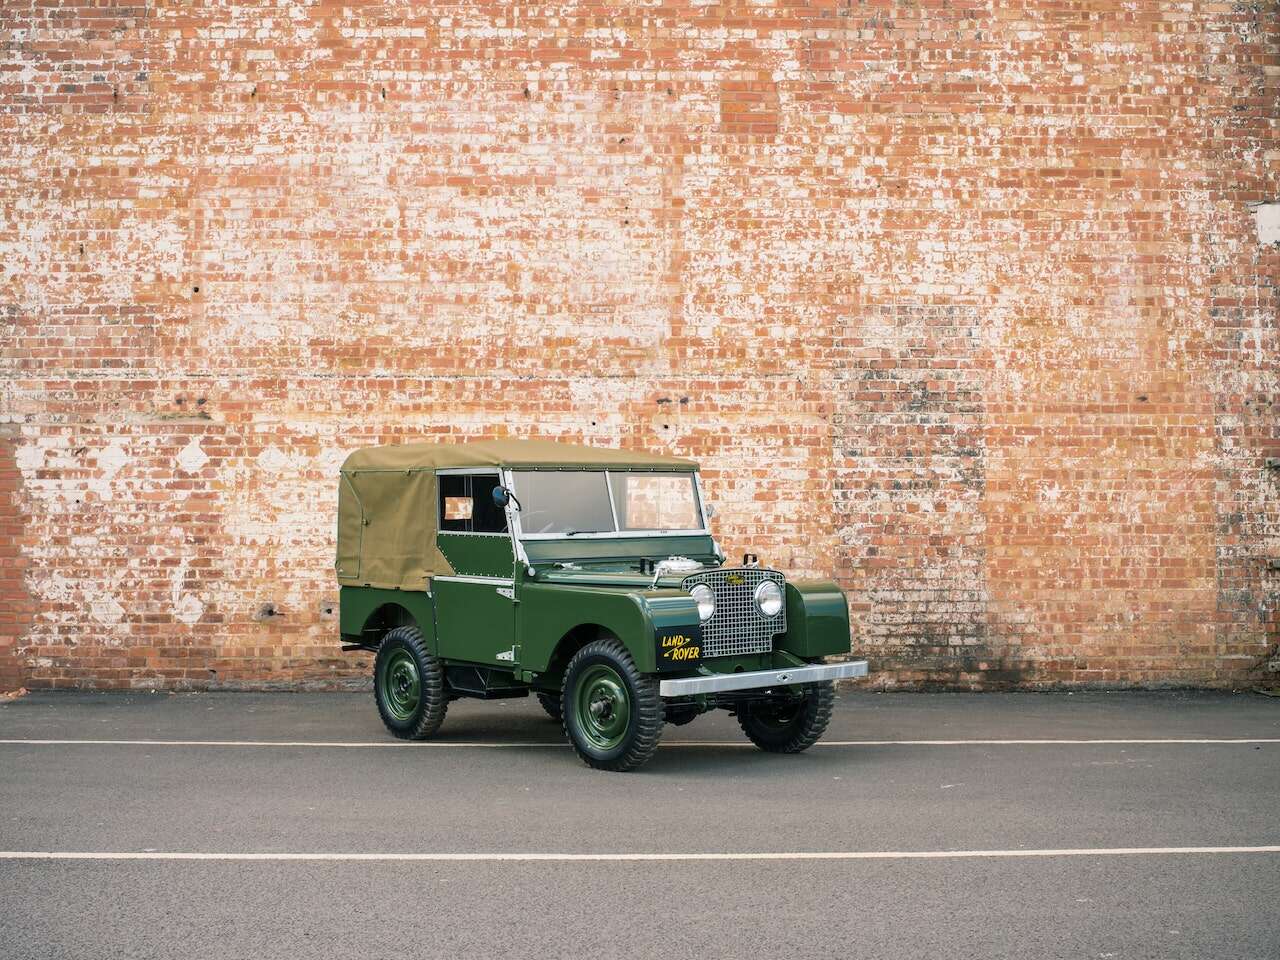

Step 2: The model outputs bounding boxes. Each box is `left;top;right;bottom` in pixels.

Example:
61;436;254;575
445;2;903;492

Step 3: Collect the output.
0;737;1276;749
0;738;559;748
815;738;1280;746
0;846;1278;863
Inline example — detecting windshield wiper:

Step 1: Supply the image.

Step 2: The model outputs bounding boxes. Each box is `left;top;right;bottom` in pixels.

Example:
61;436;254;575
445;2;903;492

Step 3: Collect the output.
564;529;603;537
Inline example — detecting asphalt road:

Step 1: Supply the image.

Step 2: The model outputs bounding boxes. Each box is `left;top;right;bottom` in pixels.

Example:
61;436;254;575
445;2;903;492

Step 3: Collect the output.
1;689;1277;959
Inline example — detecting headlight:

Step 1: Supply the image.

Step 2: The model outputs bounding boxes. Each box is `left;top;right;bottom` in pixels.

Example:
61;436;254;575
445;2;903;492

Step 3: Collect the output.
689;583;715;622
754;580;783;617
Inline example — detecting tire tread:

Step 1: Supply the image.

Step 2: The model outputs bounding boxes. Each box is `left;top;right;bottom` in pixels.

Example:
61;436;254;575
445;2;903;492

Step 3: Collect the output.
737;680;834;754
374;625;448;740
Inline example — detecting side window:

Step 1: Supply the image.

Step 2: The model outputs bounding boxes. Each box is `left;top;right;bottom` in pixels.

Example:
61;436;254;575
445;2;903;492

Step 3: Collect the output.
438;473;507;534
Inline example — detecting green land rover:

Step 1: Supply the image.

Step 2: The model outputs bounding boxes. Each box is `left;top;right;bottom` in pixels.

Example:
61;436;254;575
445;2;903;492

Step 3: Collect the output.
336;439;867;771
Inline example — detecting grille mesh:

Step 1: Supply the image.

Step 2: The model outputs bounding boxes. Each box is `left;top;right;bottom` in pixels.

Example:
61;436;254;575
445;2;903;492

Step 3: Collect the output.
681;567;786;659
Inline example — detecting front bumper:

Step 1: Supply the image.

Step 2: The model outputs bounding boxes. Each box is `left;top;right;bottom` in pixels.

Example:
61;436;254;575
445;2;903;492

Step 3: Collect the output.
658;659;868;697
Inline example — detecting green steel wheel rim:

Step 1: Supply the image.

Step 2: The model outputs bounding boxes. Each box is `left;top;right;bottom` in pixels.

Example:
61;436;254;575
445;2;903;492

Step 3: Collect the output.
379;649;421;722
573;663;631;750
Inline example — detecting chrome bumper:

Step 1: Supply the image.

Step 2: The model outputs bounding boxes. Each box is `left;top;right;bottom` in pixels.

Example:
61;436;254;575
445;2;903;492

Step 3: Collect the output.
658;659;868;697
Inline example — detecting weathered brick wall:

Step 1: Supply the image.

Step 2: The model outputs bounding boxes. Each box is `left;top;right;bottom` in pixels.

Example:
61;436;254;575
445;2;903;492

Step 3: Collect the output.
1;2;1276;690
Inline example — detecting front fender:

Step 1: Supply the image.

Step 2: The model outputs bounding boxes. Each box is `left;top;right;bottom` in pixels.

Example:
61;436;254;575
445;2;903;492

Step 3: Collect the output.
777;579;852;659
518;583;700;674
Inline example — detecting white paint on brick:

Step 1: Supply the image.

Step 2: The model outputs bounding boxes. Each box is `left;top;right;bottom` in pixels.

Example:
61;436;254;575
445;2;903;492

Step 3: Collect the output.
89;595;125;626
91;444;128;501
1255;203;1280;246
256;446;291;473
176;438;209;475
170;557;204;626
14;438;49;473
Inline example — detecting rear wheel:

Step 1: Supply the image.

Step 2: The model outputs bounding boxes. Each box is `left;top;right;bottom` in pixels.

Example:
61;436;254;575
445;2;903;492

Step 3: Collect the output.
562;639;663;772
737;681;834;754
536;691;562;722
374;626;448;740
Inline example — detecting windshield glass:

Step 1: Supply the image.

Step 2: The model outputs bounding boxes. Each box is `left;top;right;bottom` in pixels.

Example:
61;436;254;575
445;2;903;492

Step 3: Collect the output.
510;470;703;537
609;473;702;531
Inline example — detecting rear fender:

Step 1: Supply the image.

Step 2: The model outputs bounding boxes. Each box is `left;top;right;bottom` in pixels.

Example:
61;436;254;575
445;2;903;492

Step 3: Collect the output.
338;586;437;653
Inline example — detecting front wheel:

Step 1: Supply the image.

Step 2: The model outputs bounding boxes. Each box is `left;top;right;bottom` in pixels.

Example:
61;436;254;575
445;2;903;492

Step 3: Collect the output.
737;681;834;754
373;626;448;740
562;639;664;772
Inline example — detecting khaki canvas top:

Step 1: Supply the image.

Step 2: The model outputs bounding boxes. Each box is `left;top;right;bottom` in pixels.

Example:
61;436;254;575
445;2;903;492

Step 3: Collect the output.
340;438;697;473
336;439;698;590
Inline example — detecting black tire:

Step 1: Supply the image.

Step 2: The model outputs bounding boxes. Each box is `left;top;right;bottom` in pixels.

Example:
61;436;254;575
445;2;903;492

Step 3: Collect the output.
561;639;664;772
737;681;834;754
373;625;448;740
536;691;562;722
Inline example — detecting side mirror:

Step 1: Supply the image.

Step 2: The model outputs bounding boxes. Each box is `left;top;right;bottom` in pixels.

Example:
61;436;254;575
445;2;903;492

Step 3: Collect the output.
493;486;522;511
704;502;716;519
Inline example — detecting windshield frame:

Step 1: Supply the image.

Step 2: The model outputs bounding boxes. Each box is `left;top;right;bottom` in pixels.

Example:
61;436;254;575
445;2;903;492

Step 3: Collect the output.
505;467;710;541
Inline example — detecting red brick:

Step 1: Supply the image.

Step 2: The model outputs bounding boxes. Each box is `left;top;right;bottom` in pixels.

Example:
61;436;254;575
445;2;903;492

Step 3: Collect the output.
0;1;1276;691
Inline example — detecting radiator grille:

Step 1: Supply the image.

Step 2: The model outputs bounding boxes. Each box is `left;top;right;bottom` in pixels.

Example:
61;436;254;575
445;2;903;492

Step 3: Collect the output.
681;567;786;659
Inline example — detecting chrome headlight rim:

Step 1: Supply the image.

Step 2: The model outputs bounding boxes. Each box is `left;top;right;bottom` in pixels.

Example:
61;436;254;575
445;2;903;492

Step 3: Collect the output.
689;583;715;622
754;579;783;618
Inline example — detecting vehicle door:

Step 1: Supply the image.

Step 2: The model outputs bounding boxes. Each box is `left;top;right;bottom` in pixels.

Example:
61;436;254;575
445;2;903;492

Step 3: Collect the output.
432;470;519;666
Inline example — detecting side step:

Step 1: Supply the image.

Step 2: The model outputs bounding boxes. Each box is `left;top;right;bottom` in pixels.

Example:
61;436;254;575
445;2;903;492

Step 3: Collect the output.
341;642;375;653
444;665;530;700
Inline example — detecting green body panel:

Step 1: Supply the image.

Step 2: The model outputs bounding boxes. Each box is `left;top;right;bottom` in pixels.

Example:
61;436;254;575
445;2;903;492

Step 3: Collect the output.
777;580;851;658
516;583;701;676
437;533;515;579
339;586;438;653
646;590;706;672
341;577;852;675
435;579;516;665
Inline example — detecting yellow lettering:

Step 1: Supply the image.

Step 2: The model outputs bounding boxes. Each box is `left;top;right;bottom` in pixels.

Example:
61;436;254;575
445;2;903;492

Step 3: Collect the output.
660;635;700;661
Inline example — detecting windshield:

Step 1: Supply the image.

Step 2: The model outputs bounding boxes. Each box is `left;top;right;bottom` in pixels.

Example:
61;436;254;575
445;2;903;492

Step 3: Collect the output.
510;470;704;537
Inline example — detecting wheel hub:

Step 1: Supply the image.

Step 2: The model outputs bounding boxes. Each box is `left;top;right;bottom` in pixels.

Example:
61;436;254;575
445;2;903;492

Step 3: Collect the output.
573;664;631;750
378;649;422;722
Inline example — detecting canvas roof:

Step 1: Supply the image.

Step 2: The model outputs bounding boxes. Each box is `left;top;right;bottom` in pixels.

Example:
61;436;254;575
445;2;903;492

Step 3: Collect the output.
335;439;698;590
340;438;697;474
